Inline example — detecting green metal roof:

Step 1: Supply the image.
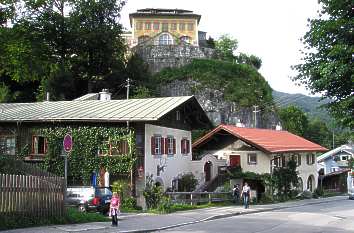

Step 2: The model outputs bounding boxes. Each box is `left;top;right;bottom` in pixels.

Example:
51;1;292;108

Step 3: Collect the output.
0;96;200;123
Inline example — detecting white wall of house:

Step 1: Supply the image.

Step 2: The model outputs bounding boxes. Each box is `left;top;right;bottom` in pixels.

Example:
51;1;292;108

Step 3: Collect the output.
196;140;319;192
295;153;318;192
190;154;227;187
144;124;192;190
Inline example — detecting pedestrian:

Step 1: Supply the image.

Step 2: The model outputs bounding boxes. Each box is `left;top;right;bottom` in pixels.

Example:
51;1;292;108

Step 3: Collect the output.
109;192;120;227
241;182;251;209
232;184;240;204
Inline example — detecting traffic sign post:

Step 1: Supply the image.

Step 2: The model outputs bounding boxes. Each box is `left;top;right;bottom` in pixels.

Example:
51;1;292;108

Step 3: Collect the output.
62;133;72;202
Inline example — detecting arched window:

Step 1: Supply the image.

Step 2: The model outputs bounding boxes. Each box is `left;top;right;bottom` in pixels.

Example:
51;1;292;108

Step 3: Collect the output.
138;35;150;44
180;36;191;44
158;33;173;45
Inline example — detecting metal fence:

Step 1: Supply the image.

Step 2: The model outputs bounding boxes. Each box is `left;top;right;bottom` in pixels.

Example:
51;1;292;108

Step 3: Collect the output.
0;174;65;218
165;191;233;205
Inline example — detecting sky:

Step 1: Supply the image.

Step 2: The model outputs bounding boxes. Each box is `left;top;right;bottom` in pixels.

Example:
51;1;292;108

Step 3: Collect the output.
119;0;321;96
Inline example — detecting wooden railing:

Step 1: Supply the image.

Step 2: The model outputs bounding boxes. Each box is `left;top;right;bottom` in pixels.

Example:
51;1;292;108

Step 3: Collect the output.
165;191;233;205
0;174;65;218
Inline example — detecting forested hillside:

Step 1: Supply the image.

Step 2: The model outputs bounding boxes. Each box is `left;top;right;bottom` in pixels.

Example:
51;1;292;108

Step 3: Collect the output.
272;90;331;122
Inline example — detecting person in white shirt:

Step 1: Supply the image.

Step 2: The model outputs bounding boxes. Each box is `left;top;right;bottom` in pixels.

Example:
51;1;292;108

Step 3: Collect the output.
241;182;251;209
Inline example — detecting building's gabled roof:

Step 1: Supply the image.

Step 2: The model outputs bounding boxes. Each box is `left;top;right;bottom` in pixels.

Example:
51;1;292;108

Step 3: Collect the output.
0;96;211;128
193;124;328;154
317;144;354;162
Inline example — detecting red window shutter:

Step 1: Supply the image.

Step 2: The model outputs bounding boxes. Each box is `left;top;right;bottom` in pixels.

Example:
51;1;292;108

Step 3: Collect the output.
181;139;184;154
165;138;169;154
173;139;176;154
151;136;155;155
186;140;190;154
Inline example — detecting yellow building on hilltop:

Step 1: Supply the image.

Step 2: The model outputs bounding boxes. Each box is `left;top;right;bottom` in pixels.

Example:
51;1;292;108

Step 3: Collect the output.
127;8;204;47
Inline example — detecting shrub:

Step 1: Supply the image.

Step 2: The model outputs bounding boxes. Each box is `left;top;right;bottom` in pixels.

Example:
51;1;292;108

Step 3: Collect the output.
143;175;164;209
157;196;172;213
178;173;198;192
121;196;137;210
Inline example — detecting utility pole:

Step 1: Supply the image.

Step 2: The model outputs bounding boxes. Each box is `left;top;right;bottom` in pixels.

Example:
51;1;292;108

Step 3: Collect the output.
126;77;131;100
253;105;260;128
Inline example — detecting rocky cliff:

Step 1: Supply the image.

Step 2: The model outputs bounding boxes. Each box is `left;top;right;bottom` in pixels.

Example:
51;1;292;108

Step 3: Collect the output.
159;79;279;128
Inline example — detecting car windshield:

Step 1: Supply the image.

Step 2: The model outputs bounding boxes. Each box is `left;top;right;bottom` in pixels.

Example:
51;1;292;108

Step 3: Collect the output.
96;188;112;196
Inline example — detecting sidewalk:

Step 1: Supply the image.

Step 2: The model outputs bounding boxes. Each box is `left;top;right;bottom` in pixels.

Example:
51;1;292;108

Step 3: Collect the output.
2;196;347;233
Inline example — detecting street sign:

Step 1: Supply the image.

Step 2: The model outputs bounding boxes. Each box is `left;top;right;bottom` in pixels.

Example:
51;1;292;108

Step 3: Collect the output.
63;134;73;153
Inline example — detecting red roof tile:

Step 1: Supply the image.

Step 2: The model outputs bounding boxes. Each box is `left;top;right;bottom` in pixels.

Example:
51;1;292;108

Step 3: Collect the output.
193;124;328;154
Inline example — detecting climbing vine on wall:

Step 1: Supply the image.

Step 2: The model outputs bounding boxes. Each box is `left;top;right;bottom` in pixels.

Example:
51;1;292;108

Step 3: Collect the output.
39;126;135;184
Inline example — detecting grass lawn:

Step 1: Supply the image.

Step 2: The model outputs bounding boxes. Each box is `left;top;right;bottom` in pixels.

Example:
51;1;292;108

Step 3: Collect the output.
0;207;110;231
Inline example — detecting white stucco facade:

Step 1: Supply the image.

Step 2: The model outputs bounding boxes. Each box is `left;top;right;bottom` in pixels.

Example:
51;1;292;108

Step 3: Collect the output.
144;124;193;190
197;138;319;192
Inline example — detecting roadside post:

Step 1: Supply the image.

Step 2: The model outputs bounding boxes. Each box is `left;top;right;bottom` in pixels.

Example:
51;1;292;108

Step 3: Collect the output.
62;133;73;202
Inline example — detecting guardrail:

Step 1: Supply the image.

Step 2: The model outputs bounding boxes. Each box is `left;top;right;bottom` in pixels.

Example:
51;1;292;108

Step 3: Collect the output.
165;191;233;205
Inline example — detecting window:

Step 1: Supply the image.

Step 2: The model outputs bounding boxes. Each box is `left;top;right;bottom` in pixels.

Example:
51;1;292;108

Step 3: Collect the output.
273;156;279;167
166;137;176;155
306;153;315;165
151;136;163;155
181;138;190;154
162;23;168;31
32;136;47;155
153;22;160;30
135;22;143;30
291;154;301;166
247;153;257;165
179;23;185;31
0;136;16;155
297;154;302;166
341;156;348;161
187;23;194;31
145;22;151;30
110;140;129;155
180;36;191;44
158;33;173;45
171;23;177;30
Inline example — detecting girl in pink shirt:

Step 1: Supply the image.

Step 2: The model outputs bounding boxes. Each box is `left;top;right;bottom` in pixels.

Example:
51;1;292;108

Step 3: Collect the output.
110;192;120;226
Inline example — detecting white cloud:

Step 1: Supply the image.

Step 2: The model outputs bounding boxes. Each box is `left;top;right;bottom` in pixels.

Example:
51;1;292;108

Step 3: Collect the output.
120;0;321;96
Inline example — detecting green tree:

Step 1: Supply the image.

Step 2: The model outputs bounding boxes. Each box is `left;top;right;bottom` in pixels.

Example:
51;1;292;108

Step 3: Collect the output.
215;34;238;62
278;105;309;136
0;0;127;101
292;0;354;128
0;83;11;102
153;59;274;109
236;53;262;70
206;36;216;49
272;160;299;199
305;118;332;148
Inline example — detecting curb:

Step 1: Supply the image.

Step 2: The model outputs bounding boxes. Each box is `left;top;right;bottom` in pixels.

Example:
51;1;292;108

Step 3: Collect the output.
120;196;346;233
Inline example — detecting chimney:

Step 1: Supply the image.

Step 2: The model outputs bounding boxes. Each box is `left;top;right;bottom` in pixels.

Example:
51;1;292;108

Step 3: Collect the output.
276;123;282;131
235;118;244;127
99;89;111;101
46;92;50;101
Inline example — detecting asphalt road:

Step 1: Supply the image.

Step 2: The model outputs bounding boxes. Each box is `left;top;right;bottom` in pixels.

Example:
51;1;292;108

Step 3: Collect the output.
161;198;354;233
